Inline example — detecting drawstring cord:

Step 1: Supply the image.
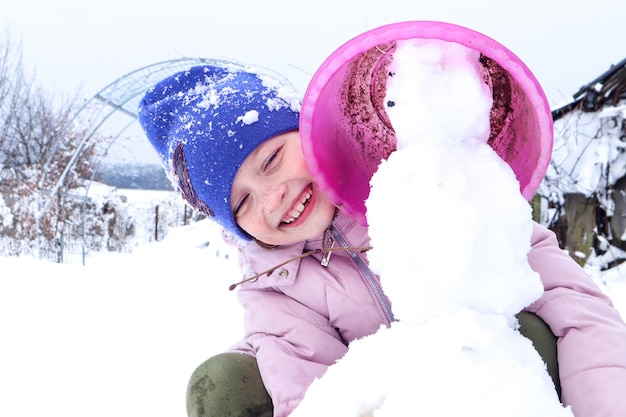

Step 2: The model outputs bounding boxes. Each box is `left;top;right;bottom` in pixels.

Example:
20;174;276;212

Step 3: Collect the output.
228;245;372;291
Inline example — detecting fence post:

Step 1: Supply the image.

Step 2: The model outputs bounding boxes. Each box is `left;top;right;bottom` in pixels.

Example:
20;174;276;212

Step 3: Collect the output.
155;205;159;241
58;228;64;263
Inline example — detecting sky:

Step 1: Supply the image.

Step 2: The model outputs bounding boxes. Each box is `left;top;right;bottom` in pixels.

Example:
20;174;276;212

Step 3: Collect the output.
3;0;626;106
3;0;625;166
2;29;626;417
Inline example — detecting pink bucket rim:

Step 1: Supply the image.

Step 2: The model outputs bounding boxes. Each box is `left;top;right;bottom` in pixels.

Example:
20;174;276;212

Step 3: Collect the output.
300;21;554;225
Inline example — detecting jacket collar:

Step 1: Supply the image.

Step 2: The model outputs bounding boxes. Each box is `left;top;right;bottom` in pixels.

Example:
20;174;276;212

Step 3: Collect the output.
237;210;358;290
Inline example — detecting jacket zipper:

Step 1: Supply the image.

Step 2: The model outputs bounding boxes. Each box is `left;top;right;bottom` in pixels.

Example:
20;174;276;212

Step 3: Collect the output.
327;224;396;326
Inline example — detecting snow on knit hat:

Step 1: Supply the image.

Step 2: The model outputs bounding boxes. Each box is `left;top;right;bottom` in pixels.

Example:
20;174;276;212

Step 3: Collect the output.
138;62;301;241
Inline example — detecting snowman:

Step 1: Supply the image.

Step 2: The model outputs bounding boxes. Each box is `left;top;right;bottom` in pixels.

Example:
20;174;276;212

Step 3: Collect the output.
291;38;573;417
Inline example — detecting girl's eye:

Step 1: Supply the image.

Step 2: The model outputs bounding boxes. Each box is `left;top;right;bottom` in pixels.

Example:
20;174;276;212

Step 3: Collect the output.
263;146;283;171
233;194;249;217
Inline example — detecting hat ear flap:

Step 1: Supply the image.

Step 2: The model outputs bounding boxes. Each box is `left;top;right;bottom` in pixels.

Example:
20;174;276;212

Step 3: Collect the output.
171;142;214;218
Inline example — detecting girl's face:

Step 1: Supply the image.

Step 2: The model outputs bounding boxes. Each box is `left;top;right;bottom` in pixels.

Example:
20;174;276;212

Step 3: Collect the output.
231;131;337;246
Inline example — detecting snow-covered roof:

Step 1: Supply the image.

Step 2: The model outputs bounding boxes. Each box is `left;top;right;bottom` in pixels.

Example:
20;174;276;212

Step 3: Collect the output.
552;57;626;120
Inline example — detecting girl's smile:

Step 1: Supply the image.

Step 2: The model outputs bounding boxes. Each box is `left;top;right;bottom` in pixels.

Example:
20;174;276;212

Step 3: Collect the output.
280;184;314;226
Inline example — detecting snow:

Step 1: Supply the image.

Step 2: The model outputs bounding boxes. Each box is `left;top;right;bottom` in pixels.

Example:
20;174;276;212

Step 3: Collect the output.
2;43;626;417
0;220;242;417
239;109;259;125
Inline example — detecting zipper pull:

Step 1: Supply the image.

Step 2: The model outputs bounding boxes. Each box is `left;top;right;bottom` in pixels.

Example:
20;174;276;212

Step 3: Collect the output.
320;232;334;267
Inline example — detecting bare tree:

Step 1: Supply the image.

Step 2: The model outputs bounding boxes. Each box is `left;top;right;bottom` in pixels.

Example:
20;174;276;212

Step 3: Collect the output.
0;30;24;171
0;33;105;258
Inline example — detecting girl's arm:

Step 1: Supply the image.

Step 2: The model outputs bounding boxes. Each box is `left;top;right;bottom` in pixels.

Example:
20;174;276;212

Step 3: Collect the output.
526;222;626;417
231;288;349;417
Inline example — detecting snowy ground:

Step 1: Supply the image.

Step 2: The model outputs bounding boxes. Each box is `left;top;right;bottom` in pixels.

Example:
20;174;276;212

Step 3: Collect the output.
0;215;624;417
0;219;242;417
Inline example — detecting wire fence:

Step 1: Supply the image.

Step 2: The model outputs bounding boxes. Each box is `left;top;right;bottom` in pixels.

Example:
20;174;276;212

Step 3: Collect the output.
54;192;197;265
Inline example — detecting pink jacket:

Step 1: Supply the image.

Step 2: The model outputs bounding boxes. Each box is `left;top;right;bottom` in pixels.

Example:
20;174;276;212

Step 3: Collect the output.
228;211;626;416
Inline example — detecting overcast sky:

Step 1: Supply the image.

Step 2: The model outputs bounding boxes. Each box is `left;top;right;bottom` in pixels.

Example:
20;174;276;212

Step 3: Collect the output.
2;0;625;162
4;0;625;102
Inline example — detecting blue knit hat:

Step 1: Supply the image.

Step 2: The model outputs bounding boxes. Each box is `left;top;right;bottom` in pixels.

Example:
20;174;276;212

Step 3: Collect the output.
138;62;301;241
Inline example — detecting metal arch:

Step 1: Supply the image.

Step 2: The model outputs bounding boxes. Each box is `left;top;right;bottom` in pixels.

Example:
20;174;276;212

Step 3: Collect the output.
43;57;304;201
91;56;224;120
41;57;222;199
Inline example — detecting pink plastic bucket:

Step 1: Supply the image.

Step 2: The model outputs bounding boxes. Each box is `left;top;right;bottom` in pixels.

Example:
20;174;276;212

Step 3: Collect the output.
300;21;554;226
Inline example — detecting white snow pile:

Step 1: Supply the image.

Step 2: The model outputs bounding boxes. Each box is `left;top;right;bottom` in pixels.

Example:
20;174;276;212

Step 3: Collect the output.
292;39;573;416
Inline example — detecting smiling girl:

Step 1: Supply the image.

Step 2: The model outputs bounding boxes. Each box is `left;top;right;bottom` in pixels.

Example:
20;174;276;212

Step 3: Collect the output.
138;61;626;417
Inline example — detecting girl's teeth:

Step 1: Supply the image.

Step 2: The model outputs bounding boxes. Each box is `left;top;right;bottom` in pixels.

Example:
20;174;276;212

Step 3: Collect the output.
283;189;312;224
